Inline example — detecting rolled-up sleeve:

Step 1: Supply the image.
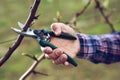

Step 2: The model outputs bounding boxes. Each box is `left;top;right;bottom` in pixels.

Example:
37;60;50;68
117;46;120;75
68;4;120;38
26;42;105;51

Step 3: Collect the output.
77;32;120;64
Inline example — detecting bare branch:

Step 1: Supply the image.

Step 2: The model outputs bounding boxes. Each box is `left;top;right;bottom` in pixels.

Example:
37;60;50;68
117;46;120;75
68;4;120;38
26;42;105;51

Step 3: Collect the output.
75;0;91;18
22;53;38;61
32;70;48;76
94;0;116;32
19;54;45;80
0;0;41;67
67;0;91;26
0;38;16;45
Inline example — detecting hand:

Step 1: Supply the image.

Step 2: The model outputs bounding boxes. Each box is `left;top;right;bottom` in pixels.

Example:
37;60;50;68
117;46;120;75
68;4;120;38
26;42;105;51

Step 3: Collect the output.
42;23;80;66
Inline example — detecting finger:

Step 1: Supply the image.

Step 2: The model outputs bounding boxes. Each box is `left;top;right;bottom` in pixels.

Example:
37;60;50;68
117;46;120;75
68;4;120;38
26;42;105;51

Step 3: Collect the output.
43;47;53;54
48;48;62;60
51;23;62;36
54;54;67;64
64;61;70;66
45;54;51;59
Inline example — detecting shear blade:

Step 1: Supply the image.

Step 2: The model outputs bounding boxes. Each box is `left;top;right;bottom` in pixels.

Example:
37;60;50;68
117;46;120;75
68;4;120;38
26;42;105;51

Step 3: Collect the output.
18;22;32;32
18;22;24;29
11;27;36;37
11;27;22;33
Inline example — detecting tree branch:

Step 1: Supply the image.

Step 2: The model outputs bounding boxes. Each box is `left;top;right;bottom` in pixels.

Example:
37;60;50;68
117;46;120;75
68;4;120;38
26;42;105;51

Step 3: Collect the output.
19;53;45;80
94;0;116;32
22;53;38;61
0;0;41;67
67;0;91;26
32;70;48;76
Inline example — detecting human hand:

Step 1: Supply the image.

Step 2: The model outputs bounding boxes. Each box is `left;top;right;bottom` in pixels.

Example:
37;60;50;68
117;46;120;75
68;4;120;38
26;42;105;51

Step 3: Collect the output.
42;23;80;66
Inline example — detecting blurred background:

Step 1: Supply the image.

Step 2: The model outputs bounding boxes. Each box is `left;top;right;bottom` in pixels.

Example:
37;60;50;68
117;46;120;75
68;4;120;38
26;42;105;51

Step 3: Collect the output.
0;0;120;80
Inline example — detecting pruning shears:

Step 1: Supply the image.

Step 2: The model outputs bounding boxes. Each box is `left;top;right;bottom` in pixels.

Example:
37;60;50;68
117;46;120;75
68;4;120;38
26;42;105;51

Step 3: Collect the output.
11;22;78;67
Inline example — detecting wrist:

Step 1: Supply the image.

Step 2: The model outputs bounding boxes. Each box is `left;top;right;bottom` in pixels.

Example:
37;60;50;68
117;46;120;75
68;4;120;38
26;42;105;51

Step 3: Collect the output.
75;35;81;56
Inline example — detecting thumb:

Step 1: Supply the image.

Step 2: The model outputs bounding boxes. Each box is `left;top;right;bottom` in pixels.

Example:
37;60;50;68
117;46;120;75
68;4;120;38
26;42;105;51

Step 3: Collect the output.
51;23;62;36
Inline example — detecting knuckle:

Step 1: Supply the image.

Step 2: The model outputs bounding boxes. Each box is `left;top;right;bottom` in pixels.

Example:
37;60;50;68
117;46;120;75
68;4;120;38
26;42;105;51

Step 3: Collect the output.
60;54;67;62
53;49;62;56
43;47;52;54
54;54;67;64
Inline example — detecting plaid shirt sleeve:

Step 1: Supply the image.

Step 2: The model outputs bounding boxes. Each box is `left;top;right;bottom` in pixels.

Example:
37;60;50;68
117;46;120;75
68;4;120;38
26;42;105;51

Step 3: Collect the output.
76;32;120;64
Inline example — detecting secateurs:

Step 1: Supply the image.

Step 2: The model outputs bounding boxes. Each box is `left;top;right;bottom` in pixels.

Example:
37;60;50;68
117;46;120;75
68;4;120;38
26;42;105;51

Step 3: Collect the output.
11;22;78;67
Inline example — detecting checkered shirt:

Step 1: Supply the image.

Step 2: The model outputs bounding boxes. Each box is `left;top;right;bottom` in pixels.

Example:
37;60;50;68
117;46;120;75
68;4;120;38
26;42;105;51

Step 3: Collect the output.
77;32;120;64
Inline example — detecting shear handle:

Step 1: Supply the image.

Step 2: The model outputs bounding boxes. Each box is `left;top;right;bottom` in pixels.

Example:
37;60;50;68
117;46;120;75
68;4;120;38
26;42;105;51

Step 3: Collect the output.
44;30;77;40
34;29;77;40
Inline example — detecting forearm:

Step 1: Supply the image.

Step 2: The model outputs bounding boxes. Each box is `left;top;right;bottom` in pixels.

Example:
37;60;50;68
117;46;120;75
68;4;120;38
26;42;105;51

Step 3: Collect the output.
76;32;120;64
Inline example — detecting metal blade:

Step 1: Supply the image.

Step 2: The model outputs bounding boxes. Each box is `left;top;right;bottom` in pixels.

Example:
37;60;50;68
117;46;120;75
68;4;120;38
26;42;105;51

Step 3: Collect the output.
11;27;36;38
18;22;32;32
11;27;22;34
18;22;24;29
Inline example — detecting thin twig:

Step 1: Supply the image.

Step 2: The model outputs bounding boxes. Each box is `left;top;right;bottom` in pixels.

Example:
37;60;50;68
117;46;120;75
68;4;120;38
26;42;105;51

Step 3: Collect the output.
22;53;38;61
94;0;116;32
67;0;91;26
33;70;48;76
0;38;16;45
0;0;41;67
19;54;45;80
